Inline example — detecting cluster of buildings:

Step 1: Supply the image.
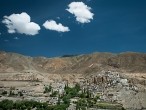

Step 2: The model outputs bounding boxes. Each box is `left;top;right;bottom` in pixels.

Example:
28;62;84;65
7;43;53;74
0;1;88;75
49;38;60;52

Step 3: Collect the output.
0;70;139;110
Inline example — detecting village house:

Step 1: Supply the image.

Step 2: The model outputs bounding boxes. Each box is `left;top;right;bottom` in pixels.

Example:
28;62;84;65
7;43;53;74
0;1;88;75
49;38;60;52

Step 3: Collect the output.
48;97;58;105
70;97;79;104
67;104;76;110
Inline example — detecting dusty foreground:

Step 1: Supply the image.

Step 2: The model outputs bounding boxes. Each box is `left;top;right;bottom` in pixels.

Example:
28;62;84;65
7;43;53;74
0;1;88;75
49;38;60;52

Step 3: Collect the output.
0;71;146;110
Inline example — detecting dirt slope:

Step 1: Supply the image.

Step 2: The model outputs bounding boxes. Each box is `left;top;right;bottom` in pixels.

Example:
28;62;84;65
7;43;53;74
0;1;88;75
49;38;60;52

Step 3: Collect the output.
0;51;146;73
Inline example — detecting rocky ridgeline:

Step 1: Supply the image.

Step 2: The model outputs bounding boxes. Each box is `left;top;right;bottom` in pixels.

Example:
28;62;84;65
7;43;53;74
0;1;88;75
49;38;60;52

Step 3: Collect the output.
1;51;146;73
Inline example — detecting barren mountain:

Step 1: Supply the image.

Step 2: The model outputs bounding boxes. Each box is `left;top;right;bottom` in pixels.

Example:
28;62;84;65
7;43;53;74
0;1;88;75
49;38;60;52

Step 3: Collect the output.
0;51;146;73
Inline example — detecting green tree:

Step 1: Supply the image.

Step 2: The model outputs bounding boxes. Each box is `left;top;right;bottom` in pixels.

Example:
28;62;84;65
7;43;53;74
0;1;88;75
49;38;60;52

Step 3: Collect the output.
0;99;14;110
75;83;80;92
50;91;58;97
44;85;52;93
1;91;7;95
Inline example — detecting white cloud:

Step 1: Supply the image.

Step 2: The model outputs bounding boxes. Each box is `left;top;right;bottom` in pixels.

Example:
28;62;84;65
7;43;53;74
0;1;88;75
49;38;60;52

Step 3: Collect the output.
66;2;94;23
2;12;40;35
43;20;70;32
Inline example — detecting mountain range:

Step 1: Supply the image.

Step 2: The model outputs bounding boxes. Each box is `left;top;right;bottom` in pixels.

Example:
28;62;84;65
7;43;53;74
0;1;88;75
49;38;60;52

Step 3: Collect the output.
0;51;146;73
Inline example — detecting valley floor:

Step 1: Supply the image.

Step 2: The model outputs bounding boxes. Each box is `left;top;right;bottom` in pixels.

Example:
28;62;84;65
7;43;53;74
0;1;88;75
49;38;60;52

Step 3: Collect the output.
0;70;146;110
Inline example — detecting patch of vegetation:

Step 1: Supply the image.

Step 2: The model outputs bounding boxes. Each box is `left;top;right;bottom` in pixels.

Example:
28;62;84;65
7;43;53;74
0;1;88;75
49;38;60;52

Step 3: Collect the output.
18;91;23;97
96;102;125;110
0;100;13;110
0;99;69;110
44;85;52;93
9;90;16;96
50;91;58;97
60;83;81;106
1;91;7;95
64;83;80;98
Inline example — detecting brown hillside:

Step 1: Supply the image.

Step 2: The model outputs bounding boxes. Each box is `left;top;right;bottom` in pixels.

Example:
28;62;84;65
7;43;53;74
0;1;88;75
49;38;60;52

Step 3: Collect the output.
0;51;146;73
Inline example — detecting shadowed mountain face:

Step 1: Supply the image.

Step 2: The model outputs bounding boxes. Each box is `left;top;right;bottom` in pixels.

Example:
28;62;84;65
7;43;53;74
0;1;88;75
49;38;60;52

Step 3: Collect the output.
0;51;146;73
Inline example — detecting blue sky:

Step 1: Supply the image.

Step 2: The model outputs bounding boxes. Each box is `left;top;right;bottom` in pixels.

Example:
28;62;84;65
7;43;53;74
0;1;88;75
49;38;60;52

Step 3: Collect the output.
0;0;146;57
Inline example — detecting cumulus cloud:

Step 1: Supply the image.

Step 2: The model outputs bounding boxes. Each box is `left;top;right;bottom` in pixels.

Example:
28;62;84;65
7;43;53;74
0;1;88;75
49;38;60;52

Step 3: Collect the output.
43;20;70;32
2;12;40;35
66;2;94;23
